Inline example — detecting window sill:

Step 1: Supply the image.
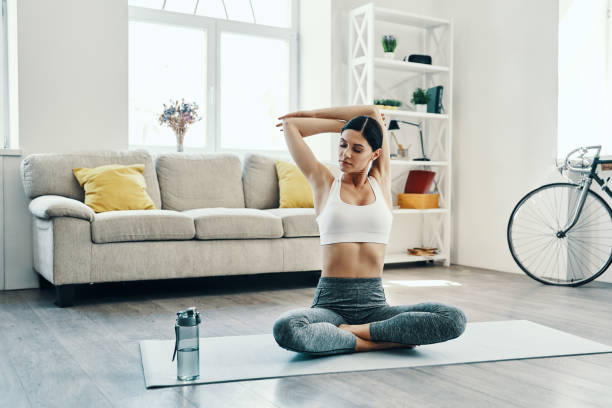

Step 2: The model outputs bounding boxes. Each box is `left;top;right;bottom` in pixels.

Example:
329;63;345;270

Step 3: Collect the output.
0;148;22;156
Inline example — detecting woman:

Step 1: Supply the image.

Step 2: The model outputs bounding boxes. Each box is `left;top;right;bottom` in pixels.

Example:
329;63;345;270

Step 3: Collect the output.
271;104;466;356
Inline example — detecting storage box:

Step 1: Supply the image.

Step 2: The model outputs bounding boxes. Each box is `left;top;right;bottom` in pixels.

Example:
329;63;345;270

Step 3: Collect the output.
398;193;439;209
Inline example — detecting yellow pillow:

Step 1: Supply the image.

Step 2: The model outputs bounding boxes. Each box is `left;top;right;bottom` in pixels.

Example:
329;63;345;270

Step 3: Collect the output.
72;164;156;213
275;160;334;208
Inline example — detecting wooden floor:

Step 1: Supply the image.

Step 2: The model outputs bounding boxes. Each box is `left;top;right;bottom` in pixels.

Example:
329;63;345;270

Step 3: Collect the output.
1;263;612;408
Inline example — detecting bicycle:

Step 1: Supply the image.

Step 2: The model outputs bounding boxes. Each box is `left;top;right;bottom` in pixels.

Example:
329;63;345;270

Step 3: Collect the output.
507;145;612;286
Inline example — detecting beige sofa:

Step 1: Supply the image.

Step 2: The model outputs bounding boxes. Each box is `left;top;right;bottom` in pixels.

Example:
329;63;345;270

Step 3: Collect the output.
21;150;340;307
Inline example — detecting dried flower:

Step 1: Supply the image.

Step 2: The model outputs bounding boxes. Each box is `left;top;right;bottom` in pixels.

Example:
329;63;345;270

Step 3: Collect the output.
159;98;203;151
158;98;202;135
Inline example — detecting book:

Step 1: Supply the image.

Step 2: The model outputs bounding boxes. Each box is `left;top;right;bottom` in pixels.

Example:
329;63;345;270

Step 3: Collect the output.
426;86;444;114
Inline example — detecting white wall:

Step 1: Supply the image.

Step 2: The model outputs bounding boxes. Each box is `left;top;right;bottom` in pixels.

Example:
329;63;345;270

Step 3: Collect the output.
299;0;333;162
442;0;566;277
2;0;128;289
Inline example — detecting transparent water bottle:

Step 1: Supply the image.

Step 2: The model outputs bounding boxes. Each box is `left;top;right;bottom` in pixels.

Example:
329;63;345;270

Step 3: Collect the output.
172;307;202;381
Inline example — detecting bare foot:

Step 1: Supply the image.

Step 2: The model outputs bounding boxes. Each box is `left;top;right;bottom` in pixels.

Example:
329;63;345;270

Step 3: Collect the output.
338;324;417;351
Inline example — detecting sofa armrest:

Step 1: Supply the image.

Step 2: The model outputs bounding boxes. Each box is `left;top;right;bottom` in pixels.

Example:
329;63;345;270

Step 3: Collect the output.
29;195;95;222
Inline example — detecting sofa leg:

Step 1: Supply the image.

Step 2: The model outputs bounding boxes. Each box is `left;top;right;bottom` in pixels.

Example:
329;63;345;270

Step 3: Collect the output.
55;284;76;308
38;274;53;290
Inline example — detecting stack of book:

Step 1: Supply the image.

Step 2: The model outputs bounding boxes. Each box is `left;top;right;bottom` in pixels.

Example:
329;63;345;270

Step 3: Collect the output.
407;247;438;256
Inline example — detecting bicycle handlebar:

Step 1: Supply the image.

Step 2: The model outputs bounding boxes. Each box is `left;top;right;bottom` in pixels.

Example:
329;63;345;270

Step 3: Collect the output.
562;145;602;174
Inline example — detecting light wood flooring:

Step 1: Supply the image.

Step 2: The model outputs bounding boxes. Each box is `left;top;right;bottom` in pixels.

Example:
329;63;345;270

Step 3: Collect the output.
1;263;611;408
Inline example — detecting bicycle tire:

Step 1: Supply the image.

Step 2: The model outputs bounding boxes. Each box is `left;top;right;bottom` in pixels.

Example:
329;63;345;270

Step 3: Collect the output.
507;182;612;286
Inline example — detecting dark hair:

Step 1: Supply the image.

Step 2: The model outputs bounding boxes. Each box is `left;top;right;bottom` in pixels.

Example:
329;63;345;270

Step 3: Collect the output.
341;115;383;151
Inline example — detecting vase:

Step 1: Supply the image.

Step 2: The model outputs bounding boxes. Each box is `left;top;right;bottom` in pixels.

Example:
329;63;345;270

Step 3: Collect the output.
416;104;427;113
384;52;395;60
175;128;186;152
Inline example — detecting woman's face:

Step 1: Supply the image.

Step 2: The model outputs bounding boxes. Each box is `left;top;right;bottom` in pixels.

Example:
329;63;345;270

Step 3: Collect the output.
338;129;378;173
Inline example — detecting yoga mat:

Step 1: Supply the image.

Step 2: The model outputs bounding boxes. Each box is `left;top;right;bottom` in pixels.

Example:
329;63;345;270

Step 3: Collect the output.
139;320;612;388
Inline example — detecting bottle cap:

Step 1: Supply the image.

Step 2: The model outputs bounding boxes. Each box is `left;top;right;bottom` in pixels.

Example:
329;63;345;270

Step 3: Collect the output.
176;307;202;327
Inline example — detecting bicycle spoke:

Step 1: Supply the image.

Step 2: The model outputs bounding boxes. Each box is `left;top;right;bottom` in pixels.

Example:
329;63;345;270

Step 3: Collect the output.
567;235;611;258
526;236;557;274
525;200;557;232
569;235;605;274
515;235;557;264
566;240;592;279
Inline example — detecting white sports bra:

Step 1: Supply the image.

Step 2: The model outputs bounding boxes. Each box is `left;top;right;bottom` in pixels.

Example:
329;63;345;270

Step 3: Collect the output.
316;174;393;245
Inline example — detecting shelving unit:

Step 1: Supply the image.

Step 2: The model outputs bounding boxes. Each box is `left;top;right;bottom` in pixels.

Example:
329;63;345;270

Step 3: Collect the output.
348;3;453;267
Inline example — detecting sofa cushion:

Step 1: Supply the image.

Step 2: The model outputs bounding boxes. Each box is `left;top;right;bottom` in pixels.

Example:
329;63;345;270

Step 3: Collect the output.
20;150;162;209
275;160;315;208
183;208;283;240
242;153;281;209
73;164;156;212
263;208;319;237
156;153;245;211
91;210;195;243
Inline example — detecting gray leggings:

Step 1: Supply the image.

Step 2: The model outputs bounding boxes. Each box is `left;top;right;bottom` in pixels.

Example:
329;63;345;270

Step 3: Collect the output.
273;277;467;356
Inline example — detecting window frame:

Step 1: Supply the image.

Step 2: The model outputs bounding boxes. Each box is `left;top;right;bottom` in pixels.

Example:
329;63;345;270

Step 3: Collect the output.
128;2;299;157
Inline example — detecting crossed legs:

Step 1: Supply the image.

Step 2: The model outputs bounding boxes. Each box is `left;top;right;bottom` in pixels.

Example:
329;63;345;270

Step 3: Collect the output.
273;301;467;356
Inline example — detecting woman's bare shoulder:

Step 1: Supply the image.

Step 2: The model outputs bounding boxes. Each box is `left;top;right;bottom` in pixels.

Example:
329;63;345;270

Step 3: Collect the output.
369;169;393;210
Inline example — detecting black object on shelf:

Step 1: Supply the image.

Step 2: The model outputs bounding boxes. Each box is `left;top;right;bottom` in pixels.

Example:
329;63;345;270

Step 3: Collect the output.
388;119;430;161
426;86;444;114
406;54;432;65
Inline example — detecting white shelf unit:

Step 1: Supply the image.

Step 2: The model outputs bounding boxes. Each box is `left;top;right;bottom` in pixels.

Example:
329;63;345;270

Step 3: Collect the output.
348;3;453;267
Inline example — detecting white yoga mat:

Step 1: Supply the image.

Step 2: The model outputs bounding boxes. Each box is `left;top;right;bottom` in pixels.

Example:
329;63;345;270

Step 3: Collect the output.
139;320;612;388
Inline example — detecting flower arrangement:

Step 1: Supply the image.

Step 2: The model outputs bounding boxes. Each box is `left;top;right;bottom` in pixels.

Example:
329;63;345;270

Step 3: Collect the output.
158;98;202;152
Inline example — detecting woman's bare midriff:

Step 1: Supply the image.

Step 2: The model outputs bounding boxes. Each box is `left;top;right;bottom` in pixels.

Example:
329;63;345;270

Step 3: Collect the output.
321;242;386;278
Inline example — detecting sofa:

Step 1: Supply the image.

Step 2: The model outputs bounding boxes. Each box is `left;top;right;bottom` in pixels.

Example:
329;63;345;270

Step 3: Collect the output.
21;150;343;307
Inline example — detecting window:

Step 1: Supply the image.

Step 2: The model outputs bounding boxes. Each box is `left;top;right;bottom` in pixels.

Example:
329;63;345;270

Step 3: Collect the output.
219;32;290;150
128;0;297;153
558;0;611;157
129;0;292;28
129;21;207;148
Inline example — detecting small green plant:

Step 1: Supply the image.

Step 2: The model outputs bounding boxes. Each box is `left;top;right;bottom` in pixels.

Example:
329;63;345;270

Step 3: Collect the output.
382;35;397;52
374;99;402;107
411;88;430;105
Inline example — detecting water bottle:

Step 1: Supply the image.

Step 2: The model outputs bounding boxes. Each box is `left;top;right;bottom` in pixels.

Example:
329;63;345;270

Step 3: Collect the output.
172;307;202;381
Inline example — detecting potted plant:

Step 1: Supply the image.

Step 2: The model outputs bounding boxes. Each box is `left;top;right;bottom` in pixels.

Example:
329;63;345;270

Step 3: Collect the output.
374;98;402;110
411;88;430;113
382;35;397;59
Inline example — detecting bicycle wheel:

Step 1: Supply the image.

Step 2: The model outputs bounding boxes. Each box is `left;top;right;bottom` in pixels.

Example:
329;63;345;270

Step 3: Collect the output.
507;182;612;286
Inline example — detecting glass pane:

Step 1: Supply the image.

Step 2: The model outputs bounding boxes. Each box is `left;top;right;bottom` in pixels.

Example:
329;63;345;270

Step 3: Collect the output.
220;32;289;150
128;0;165;9
224;0;254;23
195;0;227;19
164;0;197;14
251;0;291;28
129;21;206;147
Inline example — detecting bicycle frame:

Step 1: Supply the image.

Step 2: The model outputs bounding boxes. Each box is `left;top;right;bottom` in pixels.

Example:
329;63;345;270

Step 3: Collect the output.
560;145;612;235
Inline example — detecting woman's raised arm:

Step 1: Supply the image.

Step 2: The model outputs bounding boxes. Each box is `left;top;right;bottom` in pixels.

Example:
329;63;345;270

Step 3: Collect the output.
310;104;376;122
275;116;345;137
